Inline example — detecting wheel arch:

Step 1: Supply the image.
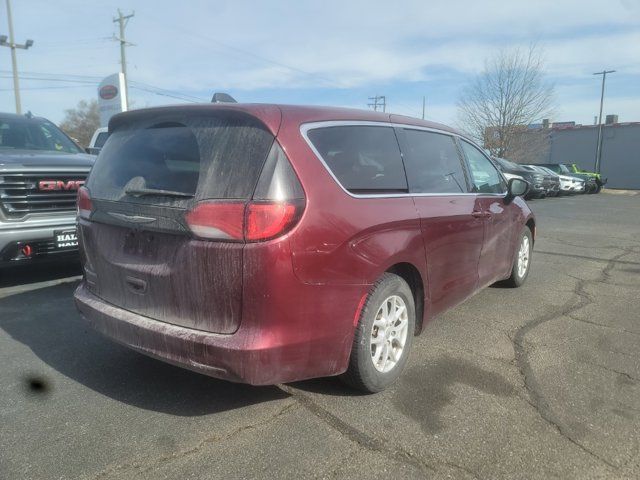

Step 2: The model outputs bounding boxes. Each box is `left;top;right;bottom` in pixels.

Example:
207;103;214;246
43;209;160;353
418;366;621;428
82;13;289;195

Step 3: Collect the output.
525;216;536;244
385;262;425;336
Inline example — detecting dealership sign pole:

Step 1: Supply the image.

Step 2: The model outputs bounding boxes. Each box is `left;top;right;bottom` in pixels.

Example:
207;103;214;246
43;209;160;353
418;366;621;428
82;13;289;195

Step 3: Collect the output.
98;73;128;127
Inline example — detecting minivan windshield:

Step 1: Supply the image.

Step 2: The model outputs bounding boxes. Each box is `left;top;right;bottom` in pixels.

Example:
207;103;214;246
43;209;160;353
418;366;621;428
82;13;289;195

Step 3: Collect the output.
0;116;82;154
87;111;274;203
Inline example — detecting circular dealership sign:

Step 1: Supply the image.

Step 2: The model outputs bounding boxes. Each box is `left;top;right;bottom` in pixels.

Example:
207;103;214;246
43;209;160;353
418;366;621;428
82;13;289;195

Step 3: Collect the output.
99;85;118;100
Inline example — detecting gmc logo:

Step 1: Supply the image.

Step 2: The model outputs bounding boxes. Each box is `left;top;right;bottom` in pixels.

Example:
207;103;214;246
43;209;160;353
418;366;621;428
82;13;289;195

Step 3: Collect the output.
38;180;85;191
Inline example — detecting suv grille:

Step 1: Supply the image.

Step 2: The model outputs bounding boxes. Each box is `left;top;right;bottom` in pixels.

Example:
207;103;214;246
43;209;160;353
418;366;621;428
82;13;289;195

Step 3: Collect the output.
0;172;87;217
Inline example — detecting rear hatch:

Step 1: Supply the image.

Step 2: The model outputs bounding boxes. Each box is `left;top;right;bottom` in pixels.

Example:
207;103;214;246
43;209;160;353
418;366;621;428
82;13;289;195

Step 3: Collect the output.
80;108;278;334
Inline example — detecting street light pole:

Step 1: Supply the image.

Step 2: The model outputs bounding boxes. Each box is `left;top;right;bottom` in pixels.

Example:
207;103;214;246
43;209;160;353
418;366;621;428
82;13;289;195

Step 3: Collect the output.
593;70;615;173
1;0;34;114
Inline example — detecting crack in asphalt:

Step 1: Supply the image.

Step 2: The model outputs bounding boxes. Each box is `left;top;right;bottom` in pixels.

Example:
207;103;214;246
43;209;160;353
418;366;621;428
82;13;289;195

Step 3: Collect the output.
565;313;640;337
540;237;636;251
583;361;640;384
512;247;637;471
89;400;299;479
537;250;640;267
276;384;438;477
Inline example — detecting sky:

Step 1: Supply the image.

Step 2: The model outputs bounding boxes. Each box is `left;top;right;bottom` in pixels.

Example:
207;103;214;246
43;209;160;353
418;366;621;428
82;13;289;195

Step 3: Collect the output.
1;0;639;126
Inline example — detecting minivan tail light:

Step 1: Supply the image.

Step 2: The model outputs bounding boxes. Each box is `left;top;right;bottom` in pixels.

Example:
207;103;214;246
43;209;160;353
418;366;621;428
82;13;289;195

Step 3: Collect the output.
185;202;245;241
185;200;304;242
185;140;306;242
77;186;93;220
245;201;304;241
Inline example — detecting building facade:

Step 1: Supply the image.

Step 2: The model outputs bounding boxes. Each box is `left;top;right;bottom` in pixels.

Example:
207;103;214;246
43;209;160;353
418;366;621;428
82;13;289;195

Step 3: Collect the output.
531;122;640;190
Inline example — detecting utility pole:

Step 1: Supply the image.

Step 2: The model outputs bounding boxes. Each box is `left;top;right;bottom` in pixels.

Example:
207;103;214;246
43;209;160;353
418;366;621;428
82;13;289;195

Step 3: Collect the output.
0;0;34;114
367;95;386;112
422;96;426;120
113;9;134;109
592;69;615;173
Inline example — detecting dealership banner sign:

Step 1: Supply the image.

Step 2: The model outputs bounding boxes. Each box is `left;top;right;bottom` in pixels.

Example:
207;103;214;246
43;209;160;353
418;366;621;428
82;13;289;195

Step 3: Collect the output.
98;73;127;127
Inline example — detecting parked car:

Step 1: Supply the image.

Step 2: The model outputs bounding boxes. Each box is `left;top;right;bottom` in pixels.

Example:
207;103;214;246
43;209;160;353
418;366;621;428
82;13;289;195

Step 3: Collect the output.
534;166;585;195
568;163;606;192
521;165;560;197
86;127;109;155
539;163;598;193
0;112;94;266
491;157;546;199
74;104;535;392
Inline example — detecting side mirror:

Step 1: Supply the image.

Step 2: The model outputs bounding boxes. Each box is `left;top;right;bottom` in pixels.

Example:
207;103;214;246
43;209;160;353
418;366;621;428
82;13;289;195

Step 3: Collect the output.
506;178;529;202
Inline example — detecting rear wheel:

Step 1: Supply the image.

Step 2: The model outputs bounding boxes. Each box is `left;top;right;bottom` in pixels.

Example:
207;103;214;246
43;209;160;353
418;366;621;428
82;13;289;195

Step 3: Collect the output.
502;227;533;288
341;273;415;393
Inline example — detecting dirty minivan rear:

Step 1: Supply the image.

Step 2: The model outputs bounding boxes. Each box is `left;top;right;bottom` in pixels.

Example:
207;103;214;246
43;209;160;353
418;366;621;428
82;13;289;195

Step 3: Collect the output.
75;105;346;384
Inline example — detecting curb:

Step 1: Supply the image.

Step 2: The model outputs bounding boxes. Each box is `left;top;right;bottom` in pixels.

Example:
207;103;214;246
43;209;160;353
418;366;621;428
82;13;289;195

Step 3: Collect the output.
602;189;640;196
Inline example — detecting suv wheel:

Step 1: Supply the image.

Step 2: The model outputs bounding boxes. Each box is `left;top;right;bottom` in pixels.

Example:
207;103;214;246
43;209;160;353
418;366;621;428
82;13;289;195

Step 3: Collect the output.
503;227;533;287
341;273;415;393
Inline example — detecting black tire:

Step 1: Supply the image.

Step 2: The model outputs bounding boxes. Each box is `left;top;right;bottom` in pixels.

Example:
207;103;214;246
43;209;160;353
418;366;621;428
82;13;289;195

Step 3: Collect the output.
502;227;533;288
341;273;415;393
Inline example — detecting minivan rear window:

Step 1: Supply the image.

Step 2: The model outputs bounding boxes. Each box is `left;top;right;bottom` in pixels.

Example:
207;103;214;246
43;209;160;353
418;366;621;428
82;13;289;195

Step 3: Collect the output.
399;129;467;194
87;112;274;203
306;125;407;193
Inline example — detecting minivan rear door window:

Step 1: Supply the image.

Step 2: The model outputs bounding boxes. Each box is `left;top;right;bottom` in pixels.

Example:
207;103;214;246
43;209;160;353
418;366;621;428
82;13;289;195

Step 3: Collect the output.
306;125;408;194
397;129;467;194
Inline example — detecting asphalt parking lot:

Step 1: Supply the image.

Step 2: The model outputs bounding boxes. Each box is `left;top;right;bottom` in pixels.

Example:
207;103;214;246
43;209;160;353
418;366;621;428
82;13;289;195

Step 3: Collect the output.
1;192;639;480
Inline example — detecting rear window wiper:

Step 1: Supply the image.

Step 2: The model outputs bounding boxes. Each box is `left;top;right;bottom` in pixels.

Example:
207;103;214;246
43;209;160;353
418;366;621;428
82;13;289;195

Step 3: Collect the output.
125;188;194;198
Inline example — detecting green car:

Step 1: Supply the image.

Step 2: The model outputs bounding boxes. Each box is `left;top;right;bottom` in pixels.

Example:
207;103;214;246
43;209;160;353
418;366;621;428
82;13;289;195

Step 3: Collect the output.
568;164;607;192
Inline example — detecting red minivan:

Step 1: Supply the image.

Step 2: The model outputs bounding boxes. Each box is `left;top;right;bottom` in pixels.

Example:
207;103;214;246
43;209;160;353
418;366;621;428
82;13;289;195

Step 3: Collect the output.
74;104;534;392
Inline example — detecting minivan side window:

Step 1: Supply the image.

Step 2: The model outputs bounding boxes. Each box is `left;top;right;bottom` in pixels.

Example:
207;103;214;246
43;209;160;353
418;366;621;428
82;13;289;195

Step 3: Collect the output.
306;125;407;193
400;129;467;194
460;140;507;194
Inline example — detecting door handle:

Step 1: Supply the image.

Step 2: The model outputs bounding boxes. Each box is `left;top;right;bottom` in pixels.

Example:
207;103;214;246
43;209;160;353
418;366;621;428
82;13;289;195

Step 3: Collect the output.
472;210;491;218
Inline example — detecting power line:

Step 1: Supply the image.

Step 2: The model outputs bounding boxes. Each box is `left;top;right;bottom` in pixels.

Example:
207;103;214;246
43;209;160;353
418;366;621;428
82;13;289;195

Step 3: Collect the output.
146;15;345;89
129;82;207;103
0;85;94;91
0;69;103;79
0;69;208;103
0;75;96;84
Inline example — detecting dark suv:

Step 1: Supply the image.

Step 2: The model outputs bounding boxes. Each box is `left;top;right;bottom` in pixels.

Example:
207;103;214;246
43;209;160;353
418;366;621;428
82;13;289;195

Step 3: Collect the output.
492;157;546;198
74;104;535;392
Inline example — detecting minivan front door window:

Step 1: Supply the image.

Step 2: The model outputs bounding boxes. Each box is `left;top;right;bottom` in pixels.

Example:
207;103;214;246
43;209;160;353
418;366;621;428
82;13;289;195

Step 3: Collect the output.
460;141;507;194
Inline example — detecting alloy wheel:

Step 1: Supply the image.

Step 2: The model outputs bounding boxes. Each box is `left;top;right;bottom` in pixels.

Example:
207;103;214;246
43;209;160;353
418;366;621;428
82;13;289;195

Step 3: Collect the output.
370;295;409;373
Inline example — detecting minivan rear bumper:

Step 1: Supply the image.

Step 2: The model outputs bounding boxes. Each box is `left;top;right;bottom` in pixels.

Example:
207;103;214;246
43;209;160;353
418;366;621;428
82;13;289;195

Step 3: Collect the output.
74;281;358;385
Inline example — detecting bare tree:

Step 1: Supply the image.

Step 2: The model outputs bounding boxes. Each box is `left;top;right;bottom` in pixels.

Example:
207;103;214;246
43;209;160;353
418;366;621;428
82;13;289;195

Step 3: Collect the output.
457;45;554;163
59;100;100;148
